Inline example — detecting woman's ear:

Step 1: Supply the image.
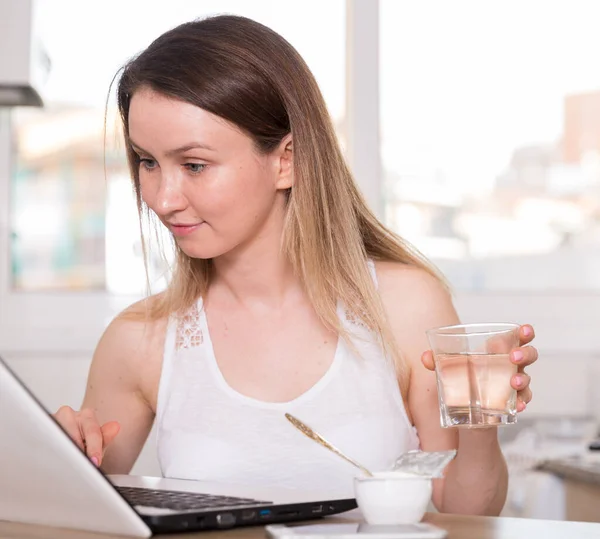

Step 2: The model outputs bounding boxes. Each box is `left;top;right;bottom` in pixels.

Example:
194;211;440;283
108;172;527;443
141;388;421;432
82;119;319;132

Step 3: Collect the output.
275;134;293;190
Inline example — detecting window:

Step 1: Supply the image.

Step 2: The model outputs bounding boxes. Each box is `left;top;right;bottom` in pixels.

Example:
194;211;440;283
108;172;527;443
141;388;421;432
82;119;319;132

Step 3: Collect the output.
380;0;600;291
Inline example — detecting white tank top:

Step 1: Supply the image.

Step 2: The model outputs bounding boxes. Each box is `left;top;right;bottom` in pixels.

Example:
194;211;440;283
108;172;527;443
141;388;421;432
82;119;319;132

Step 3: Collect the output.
155;263;419;498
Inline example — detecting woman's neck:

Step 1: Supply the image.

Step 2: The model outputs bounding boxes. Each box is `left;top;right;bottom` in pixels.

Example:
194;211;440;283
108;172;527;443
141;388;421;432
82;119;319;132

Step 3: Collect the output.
210;205;303;309
212;252;301;309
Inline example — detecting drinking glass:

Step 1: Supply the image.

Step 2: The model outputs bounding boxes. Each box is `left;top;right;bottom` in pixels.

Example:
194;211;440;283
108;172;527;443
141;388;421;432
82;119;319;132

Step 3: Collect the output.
426;323;520;428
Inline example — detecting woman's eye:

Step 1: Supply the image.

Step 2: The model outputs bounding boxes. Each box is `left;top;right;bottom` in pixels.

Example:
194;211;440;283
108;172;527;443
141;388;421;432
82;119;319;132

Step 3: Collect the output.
139;158;158;171
186;163;206;174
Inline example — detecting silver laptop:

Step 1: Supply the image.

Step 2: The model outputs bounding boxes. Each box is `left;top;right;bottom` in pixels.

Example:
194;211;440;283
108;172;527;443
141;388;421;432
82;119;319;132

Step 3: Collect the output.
0;356;356;537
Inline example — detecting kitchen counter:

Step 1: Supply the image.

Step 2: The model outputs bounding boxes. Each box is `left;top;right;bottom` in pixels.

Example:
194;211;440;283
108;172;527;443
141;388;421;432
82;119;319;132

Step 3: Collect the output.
537;454;600;523
538;455;600;485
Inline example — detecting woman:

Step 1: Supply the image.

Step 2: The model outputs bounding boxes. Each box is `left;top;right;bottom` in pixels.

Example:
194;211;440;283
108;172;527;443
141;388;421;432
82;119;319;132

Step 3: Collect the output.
54;15;537;516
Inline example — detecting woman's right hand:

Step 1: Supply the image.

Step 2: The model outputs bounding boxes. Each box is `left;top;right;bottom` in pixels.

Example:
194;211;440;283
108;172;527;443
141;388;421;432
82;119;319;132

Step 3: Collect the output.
53;406;120;467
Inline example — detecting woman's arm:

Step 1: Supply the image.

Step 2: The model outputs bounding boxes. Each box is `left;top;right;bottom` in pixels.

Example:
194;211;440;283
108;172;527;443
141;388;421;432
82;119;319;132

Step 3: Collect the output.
376;261;508;515
76;300;166;474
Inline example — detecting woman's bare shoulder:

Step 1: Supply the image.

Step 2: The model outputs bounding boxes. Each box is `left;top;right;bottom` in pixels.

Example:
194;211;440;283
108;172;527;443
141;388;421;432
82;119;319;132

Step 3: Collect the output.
373;260;459;359
95;295;170;373
374;260;450;302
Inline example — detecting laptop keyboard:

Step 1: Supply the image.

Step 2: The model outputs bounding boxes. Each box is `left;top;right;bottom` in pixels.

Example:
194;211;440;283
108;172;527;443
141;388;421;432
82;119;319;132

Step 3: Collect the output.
116;486;271;511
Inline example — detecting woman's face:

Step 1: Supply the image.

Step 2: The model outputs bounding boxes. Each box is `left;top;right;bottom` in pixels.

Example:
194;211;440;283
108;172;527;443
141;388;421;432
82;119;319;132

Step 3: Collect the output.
128;87;292;259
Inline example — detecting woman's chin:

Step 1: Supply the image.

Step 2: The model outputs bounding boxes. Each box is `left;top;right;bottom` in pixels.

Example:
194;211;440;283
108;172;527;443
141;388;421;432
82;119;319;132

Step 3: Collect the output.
176;242;227;261
179;249;219;260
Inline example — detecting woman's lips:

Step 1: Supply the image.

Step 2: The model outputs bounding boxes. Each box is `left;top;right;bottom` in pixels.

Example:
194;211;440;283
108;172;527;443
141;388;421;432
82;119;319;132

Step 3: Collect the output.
168;222;203;237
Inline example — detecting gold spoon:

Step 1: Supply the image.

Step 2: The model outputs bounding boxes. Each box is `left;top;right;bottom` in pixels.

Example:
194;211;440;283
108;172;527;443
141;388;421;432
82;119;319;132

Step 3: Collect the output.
285;412;374;477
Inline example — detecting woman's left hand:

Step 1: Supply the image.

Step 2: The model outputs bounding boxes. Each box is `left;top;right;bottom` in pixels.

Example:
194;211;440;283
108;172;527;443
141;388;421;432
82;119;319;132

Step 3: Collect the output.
509;324;537;412
421;324;538;413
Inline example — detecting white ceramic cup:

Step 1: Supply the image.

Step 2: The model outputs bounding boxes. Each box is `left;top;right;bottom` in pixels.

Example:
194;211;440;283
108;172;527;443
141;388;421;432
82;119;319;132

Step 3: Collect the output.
354;472;433;525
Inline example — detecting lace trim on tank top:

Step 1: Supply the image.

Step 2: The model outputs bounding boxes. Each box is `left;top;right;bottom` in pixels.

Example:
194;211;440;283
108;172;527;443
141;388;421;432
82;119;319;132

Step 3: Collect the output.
344;309;368;329
175;301;203;350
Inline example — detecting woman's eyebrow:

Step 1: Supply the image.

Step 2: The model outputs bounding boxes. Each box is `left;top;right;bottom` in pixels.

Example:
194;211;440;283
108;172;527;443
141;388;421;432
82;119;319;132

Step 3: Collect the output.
129;140;216;156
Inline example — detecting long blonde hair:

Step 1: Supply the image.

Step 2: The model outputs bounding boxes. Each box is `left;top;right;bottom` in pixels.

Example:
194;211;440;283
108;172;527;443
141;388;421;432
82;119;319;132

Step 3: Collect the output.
116;15;443;396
